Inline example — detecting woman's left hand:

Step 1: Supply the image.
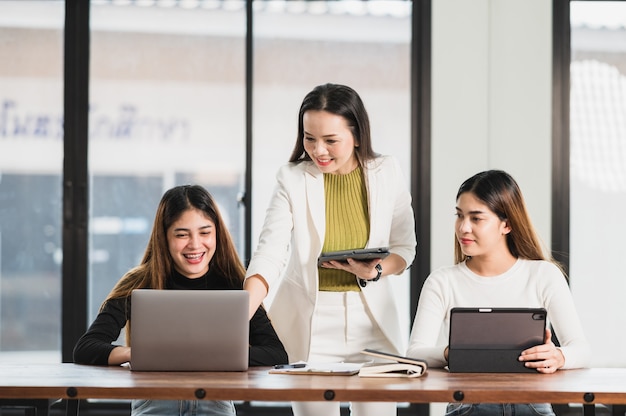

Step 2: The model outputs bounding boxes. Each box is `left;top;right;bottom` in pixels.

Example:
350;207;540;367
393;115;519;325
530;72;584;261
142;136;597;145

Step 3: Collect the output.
321;258;381;280
518;328;565;373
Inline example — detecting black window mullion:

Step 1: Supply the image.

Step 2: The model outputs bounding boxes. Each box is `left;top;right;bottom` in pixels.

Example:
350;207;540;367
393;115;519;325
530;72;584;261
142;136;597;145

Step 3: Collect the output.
243;0;253;266
551;0;571;277
410;0;432;325
408;2;432;415
62;0;90;363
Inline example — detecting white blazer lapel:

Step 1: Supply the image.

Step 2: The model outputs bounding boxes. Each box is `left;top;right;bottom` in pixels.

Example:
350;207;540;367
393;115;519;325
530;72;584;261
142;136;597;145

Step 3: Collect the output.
364;159;384;245
304;163;325;249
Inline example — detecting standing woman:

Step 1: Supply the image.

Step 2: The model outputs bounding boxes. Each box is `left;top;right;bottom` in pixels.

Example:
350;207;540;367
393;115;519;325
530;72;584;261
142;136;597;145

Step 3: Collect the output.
407;170;591;416
73;185;288;416
245;83;417;416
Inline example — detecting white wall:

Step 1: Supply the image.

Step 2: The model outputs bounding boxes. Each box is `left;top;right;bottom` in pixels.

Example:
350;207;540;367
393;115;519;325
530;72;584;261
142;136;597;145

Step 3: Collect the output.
430;0;553;412
431;0;553;270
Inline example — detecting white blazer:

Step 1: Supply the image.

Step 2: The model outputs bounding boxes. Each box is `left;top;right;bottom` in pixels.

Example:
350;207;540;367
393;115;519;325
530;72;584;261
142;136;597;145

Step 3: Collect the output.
246;155;417;362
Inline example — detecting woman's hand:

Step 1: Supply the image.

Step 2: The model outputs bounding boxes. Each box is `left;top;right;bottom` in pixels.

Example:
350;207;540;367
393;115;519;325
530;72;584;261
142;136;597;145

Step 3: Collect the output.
321;253;408;282
108;346;131;366
244;274;269;319
518;328;565;373
321;258;381;280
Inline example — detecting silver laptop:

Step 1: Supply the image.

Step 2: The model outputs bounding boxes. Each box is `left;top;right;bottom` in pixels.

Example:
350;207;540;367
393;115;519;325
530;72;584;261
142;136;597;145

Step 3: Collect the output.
447;307;547;373
130;289;249;372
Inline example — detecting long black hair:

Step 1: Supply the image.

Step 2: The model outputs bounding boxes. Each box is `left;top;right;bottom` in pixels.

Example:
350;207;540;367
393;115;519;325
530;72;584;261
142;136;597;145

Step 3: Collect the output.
289;83;377;164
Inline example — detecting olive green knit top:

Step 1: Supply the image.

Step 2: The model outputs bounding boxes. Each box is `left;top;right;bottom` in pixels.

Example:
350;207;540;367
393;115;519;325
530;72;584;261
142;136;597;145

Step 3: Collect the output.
319;166;369;292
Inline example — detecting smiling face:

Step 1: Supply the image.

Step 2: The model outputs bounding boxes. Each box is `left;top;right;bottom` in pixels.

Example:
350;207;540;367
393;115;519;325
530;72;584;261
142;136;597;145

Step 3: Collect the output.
302;110;359;175
167;208;216;279
455;192;511;261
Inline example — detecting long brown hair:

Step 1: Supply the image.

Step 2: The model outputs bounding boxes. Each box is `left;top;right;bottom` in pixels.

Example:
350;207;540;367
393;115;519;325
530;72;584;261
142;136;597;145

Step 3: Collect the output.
453;170;555;267
289;83;378;165
102;185;245;340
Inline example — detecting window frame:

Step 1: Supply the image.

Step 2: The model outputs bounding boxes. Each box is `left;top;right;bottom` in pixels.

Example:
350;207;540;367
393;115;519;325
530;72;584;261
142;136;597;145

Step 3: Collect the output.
61;0;432;374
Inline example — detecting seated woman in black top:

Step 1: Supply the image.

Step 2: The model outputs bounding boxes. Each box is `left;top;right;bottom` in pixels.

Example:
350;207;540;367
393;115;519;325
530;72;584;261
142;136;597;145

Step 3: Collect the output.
74;185;288;416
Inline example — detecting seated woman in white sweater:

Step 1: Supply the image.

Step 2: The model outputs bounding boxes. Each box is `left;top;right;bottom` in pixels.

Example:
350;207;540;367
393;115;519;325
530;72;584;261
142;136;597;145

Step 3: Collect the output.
407;170;591;416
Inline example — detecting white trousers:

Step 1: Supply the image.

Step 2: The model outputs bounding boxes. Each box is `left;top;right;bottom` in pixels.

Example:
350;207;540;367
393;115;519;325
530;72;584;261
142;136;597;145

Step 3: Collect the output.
291;291;397;416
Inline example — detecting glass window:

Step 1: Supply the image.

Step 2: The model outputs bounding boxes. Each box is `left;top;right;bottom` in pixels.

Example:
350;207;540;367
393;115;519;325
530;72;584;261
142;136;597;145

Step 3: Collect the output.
88;1;246;324
251;0;413;334
570;1;626;367
0;1;64;363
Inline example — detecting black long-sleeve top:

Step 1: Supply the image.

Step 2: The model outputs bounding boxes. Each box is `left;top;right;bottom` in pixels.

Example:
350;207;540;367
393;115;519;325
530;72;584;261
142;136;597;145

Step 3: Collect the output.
73;268;288;367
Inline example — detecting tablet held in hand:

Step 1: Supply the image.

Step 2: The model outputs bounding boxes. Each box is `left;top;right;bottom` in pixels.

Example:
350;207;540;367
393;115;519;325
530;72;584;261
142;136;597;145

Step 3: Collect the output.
317;247;389;267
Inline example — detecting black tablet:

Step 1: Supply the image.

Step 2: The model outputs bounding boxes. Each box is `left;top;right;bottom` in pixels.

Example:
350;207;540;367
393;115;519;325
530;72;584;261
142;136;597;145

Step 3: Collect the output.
447;307;547;373
317;247;390;267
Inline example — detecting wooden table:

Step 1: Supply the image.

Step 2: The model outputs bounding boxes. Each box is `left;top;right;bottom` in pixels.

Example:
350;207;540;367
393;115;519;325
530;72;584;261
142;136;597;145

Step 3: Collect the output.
1;364;625;416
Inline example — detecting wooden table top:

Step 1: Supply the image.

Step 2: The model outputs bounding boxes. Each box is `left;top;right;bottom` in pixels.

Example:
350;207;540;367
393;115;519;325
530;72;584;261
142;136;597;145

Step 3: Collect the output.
0;364;625;405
